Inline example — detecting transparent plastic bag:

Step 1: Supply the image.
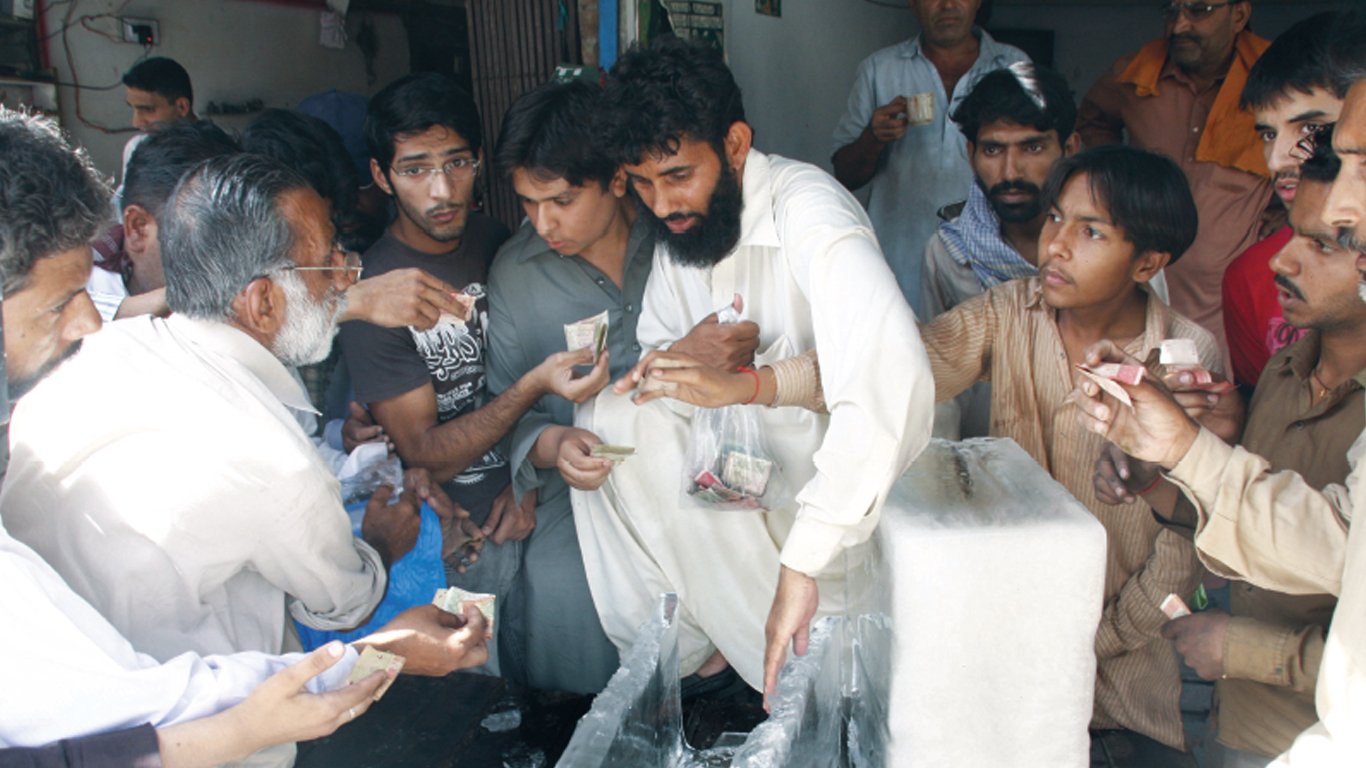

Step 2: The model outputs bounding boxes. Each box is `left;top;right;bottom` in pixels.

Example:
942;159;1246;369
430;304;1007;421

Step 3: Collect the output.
682;404;790;511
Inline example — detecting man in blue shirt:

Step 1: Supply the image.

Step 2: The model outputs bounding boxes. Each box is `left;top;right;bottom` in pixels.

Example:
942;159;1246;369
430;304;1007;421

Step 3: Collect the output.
832;0;1027;316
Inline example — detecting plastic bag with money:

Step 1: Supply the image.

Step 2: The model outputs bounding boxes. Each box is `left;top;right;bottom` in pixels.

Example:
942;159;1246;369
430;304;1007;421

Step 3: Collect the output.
681;403;792;512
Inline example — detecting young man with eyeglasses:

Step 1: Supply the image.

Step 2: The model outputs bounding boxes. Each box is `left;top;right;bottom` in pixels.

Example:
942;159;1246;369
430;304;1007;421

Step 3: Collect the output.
1080;0;1274;353
1221;13;1342;391
337;73;610;679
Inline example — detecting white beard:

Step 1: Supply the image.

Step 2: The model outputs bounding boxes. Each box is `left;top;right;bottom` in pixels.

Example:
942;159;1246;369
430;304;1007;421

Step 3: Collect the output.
272;270;344;367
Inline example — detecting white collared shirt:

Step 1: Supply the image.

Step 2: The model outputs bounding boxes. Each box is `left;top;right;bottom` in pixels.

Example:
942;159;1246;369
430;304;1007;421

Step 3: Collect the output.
0;522;356;751
1;314;386;661
636;149;935;575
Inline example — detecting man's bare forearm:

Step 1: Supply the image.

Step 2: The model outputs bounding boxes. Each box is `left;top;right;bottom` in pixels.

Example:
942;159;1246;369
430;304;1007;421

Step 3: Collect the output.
400;374;547;484
832;128;884;191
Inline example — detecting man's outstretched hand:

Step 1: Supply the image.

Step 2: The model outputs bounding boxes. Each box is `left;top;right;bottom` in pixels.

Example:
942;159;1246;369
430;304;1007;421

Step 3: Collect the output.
1073;341;1201;470
762;566;819;712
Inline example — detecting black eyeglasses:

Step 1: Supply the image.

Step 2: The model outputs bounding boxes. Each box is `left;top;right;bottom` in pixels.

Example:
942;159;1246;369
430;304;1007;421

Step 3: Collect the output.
1161;1;1242;21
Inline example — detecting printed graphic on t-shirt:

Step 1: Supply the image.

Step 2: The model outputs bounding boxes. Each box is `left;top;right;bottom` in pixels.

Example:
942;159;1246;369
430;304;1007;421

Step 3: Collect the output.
408;282;507;488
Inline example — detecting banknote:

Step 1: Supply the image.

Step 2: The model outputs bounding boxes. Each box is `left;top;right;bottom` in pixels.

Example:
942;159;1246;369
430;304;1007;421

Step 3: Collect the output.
1160;593;1192;620
721;450;772;497
436;292;479;327
1076;366;1134;407
564;310;609;358
434;586;496;638
590;444;635;462
1159;338;1200;367
346;645;405;699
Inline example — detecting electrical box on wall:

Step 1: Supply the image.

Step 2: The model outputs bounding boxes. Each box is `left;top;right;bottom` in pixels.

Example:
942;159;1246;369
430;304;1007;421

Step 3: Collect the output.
0;0;35;20
121;17;159;46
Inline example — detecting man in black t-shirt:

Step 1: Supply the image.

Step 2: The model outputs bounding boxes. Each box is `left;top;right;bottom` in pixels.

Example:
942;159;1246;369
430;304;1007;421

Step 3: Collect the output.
337;74;607;678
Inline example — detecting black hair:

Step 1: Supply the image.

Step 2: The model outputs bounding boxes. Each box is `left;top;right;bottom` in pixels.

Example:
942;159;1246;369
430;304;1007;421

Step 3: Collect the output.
1041;145;1198;265
599;36;746;166
0;109;110;295
242;109;359;225
1239;12;1337;111
365;72;482;174
123;121;239;221
1325;8;1366;97
952;64;1077;145
121;57;193;105
1299;124;1341;184
495;80;616;188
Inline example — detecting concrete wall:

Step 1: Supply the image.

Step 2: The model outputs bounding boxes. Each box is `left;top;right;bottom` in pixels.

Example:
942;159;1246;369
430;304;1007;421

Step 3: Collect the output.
715;0;1341;172
41;0;409;180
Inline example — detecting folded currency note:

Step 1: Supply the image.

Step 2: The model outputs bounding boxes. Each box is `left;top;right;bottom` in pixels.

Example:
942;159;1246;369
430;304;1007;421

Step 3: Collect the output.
434;586;496;638
347;645;405;699
721;450;772;497
564;310;609;358
1159;338;1200;367
1076;362;1145;407
1160;593;1192;620
590;444;635;462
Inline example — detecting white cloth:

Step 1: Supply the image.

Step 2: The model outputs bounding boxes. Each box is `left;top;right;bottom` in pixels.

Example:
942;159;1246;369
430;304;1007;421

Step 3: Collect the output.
85;247;128;323
0;315;386;661
573;150;934;688
831;30;1028;315
0;521;356;757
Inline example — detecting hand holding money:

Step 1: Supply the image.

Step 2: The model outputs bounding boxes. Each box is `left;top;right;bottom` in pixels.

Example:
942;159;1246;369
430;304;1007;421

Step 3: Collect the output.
617;350;764;407
554;426;615;491
535;345;611;404
1072;340;1201;470
346;646;405;700
434;586;496;640
355;604;488;676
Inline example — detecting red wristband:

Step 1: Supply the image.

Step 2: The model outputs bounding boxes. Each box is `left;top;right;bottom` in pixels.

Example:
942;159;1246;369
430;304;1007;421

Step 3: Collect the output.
738;366;760;405
1133;474;1163;496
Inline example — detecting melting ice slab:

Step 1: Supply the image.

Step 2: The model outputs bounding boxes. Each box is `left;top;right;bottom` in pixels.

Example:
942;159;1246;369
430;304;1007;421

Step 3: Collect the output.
868;438;1107;767
557;594;685;767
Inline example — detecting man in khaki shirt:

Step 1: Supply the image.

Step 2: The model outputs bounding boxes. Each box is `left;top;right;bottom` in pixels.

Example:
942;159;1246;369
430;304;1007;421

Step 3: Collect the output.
921;144;1223;763
1075;26;1366;762
1103;152;1365;766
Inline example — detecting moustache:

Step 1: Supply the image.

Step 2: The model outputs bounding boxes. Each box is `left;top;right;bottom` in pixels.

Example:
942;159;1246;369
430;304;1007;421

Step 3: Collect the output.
1339;227;1366;255
426;203;462;217
664;212;702;223
1169;32;1201;45
1274;274;1306;302
988;180;1041;197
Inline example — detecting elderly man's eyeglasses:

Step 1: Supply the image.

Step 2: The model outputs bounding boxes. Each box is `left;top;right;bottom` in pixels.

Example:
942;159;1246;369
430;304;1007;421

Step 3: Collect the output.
280;246;364;283
1161;1;1241;21
392;157;481;182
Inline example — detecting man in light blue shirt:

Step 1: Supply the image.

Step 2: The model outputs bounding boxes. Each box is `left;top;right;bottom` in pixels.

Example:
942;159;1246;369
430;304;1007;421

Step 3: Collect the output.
832;0;1027;316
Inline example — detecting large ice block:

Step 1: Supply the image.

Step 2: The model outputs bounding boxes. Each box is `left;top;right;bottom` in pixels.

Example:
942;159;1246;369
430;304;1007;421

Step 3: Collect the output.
867;437;1107;767
729;616;843;768
557;593;685;767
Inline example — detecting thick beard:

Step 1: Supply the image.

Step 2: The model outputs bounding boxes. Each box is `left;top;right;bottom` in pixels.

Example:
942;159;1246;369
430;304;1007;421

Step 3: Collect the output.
985;179;1044;224
272;271;345;367
652;160;744;269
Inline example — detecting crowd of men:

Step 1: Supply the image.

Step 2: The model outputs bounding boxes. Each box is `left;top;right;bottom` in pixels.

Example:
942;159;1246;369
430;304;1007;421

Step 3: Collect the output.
0;1;1363;766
